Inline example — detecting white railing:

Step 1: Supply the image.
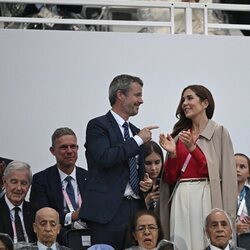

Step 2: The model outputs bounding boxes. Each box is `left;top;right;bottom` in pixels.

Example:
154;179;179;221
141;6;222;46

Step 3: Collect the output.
0;0;250;34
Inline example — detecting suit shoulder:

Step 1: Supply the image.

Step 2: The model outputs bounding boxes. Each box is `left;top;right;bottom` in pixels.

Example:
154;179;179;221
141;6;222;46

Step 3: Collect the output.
88;113;107;122
23;201;39;212
33;165;57;177
76;166;88;176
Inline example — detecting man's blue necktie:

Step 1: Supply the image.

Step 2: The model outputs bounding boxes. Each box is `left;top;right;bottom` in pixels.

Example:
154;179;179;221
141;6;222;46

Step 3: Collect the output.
122;122;139;195
65;176;77;210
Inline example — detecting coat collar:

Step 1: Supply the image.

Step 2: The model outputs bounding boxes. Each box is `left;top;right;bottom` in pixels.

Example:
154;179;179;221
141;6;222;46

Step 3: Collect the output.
199;119;218;140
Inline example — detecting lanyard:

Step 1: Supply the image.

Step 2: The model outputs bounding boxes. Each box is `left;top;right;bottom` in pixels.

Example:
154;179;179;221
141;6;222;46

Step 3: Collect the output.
10;210;27;243
168;153;192;204
62;189;82;212
237;186;247;217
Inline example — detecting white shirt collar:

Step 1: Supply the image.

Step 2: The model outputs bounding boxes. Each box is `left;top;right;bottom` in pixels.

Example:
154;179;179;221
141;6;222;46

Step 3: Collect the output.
210;243;230;250
4;194;24;211
57;166;76;182
110;110;127;127
37;241;57;250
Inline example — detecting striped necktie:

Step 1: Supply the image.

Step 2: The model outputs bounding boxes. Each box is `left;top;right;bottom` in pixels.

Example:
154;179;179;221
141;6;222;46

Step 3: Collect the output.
123;122;139;195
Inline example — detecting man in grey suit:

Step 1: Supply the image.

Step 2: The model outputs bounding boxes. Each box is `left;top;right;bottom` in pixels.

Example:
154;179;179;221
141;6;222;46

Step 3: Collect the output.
205;208;245;250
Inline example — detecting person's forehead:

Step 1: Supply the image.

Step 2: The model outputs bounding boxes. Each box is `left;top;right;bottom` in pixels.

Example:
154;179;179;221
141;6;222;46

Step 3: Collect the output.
38;218;57;223
7;169;29;180
209;212;229;224
37;210;58;222
137;214;156;224
55;135;77;144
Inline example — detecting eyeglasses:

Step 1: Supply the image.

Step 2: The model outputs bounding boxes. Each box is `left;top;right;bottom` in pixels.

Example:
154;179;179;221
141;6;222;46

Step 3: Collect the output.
135;225;158;233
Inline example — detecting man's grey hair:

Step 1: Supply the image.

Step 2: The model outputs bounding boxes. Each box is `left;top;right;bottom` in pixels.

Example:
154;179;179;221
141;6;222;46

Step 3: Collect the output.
3;160;32;184
204;208;233;229
51;127;76;147
108;74;143;106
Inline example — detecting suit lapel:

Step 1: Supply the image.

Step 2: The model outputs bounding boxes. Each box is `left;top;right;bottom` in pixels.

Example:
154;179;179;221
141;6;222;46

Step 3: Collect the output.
106;111;124;142
76;167;86;197
49;166;64;212
23;201;33;241
0;197;14;238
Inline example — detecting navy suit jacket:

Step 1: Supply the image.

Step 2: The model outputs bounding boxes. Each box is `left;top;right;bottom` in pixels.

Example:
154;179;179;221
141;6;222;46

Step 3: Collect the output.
0;196;37;242
29;165;88;226
79;111;145;224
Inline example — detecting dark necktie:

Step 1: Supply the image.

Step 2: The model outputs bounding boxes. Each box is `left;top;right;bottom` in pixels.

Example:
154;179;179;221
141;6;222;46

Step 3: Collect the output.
123;122;139;195
65;176;77;210
14;206;26;242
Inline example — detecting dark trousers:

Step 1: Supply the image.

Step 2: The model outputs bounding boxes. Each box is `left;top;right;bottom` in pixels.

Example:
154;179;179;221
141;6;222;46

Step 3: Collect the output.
88;197;145;250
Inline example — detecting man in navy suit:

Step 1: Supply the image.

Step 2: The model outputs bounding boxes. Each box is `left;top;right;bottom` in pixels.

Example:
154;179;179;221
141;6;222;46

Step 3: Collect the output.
79;74;158;249
0;160;37;243
30;127;88;242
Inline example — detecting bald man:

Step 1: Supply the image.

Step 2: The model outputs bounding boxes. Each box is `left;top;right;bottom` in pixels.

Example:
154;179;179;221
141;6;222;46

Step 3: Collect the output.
33;207;70;250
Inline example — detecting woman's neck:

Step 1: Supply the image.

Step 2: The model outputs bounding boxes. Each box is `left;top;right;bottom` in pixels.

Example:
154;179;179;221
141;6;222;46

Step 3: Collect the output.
192;115;208;134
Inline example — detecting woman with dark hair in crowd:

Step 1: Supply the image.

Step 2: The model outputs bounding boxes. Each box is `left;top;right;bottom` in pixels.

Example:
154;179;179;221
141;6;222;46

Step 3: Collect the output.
144;141;164;211
124;210;164;250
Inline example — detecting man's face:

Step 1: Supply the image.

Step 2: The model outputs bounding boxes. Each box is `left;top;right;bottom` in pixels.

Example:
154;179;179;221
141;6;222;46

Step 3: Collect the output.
121;82;143;117
50;135;78;170
4;169;30;206
206;211;232;249
33;208;61;247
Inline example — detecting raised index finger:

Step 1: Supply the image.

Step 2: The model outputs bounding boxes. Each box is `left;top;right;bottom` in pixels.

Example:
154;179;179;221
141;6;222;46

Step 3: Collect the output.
146;126;159;130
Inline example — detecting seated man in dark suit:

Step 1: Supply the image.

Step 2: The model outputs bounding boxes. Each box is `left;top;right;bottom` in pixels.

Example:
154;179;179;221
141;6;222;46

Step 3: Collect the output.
0;160;37;243
33;207;70;250
30;127;88;242
205;208;244;250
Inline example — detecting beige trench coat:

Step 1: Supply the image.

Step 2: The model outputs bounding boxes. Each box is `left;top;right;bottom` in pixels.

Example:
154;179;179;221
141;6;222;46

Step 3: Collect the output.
159;119;238;239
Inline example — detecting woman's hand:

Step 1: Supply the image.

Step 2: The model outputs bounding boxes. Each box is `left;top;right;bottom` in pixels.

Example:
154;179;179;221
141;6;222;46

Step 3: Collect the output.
179;129;196;152
145;185;160;207
140;173;153;192
159;133;176;157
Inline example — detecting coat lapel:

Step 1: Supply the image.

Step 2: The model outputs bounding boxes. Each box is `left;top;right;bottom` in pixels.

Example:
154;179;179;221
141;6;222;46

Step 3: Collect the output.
49;166;64;212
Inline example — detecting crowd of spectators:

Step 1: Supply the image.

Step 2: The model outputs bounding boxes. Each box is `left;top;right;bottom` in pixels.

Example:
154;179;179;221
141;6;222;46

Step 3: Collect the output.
0;1;250;35
0;74;250;250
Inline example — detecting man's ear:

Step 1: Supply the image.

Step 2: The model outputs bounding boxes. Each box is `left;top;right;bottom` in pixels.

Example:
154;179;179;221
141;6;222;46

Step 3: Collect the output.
116;90;125;101
50;146;55;156
2;178;6;189
33;223;37;233
57;224;62;235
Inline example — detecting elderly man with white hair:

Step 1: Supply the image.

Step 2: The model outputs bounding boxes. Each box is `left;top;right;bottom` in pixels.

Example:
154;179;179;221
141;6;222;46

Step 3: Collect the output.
205;208;245;250
0;160;37;243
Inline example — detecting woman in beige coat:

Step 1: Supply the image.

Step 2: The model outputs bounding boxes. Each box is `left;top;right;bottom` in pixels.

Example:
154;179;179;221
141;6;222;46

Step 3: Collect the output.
159;84;237;250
